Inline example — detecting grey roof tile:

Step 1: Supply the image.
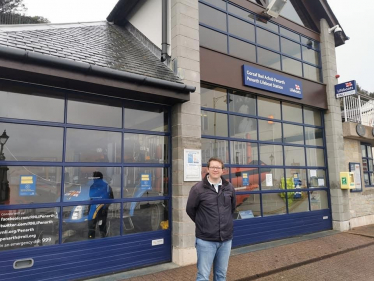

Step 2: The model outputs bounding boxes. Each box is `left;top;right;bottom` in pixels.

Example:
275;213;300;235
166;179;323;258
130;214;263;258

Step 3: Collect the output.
0;22;180;84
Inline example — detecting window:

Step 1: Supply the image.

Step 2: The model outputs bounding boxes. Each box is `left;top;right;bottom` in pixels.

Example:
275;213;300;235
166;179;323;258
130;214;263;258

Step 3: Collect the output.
361;144;374;186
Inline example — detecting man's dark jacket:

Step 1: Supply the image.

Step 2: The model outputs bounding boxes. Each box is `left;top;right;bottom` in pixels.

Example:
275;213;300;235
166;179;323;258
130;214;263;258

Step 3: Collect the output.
186;174;236;242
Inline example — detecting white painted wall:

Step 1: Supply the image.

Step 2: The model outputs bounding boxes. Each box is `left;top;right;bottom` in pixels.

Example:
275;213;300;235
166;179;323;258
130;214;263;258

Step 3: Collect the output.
127;0;171;54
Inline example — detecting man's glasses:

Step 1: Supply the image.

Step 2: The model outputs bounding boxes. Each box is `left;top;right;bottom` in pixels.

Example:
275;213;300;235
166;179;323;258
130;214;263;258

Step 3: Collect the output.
209;167;223;170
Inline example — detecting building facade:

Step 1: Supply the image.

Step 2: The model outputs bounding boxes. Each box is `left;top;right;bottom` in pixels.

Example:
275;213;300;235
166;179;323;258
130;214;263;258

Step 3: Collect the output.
1;0;373;280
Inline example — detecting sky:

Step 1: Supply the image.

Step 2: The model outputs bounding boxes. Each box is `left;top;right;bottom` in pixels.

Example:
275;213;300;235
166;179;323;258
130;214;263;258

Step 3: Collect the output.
21;0;374;92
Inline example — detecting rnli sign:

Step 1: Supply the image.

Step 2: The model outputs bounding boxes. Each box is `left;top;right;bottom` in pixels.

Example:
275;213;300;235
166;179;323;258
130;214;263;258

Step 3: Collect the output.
243;65;303;99
335;80;357;98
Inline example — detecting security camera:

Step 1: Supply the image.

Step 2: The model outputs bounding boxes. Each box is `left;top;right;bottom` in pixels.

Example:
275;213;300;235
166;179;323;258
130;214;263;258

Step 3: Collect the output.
328;25;342;34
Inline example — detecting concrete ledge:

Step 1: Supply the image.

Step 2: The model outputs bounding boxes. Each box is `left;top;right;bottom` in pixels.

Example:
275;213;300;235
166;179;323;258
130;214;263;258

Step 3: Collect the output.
350;215;374;229
333;220;350;231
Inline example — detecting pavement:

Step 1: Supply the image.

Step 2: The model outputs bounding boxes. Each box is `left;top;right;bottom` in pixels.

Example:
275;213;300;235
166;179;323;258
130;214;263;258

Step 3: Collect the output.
86;224;374;281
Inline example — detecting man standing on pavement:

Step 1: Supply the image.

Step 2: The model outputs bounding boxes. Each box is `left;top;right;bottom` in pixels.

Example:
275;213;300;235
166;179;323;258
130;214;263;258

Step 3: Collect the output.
186;157;236;281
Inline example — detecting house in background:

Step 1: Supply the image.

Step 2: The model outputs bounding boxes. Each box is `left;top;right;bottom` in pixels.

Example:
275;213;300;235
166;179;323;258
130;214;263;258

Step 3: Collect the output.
1;0;373;280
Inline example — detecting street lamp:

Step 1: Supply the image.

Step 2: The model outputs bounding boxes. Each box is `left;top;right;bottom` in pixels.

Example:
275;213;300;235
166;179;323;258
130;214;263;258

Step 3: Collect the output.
0;130;9;161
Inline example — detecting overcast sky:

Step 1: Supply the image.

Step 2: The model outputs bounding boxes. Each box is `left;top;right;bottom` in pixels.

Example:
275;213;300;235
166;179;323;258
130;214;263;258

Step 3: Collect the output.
22;0;374;92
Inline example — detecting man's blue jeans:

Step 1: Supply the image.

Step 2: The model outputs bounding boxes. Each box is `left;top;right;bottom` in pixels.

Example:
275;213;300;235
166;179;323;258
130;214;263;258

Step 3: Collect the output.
195;238;232;281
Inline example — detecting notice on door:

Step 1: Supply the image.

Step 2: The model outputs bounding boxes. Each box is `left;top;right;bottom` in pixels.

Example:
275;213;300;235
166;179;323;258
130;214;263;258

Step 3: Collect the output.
0;208;58;251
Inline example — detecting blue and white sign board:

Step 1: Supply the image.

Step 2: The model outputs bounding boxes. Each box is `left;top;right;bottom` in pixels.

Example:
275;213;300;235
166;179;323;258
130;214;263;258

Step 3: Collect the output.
140;174;152;190
243;65;303;99
242;172;249;186
239;210;254;219
335;80;357;98
19;175;36;196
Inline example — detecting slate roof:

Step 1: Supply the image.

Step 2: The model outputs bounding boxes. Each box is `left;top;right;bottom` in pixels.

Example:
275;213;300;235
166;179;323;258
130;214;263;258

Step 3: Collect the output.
0;22;181;84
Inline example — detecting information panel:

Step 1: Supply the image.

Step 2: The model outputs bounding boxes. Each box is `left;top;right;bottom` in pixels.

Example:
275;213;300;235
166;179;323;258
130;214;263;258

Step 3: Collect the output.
335;80;357;98
0;207;58;251
349;162;362;192
243;65;303;99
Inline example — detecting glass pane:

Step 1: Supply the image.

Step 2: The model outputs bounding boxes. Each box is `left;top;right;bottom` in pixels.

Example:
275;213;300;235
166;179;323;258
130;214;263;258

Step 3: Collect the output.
203;0;226;10
63;167;121;200
257;28;280;51
280;27;300;41
199;26;228;53
228;4;255;22
283;124;304;145
0;207;58;251
229;115;257;140
258;97;281;119
230;168;260;191
280;1;304;26
361;145;367;157
229;91;256;115
285;169;307;188
364;173;369;185
260;168;284;190
65;129;121;163
62;203;120;242
258;120;282;142
370;173;374;186
304;108;321;126
228;16;255;42
304;64;321;82
282;56;302;77
257;47;281;70
0;122;63;162
281;38;301;59
308;169;326;188
124;102;168;132
201;139;229;164
260;144;283;166
229;37;256;62
123;200;169;234
123;167;167;198
301;37;320;50
310;190;328;211
288;190;309;214
362;159;368;172
285;146;305;166
3;166;61;204
305;127;323;146
201;85;227;110
302;46;319;65
199;3;227;31
67;95;122;128
369;160;373;171
201;111;228;137
0;84;64;122
256;20;278;33
124;134;168;163
282;102;302;123
262;193;286;216
230;141;258;164
235;193;261;219
368;146;373;158
306;148;325;167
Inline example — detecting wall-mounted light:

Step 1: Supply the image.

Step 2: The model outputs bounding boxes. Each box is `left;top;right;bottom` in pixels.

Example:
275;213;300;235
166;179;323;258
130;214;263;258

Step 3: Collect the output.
264;0;288;18
328;25;342;34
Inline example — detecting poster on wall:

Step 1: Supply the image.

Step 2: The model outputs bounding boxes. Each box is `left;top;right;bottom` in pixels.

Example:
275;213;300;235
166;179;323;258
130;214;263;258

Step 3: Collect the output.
184;149;202;182
349;162;362;192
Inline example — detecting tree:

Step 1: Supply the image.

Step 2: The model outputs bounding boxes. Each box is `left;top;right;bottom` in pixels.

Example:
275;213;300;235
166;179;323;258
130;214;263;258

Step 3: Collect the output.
0;0;25;14
357;84;374;97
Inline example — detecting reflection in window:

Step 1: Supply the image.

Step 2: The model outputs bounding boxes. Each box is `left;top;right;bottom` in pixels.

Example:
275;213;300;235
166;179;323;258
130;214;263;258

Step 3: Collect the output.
283;124;304;145
123;167;168;198
0;122;63;162
124;133;168;163
202;138;229;163
304;107;321;126
65;129;121;163
257;28;280;51
285;146;305;166
123;200;169;234
260;168;283;190
67;95;122;128
230;141;258;164
361;143;374;186
308;169;326;188
280;1;304;27
0;207;59;251
260;144;283;166
301;37;319;50
304;64;321;82
230;168;260;191
201;111;228;137
262;193;286;216
282;102;302;123
201;85;228;110
282;56;302;77
302;46;319;65
258;120;282;142
281;38;301;59
306;148;325;167
228;16;255;42
309;190;329;210
229;37;256;62
63;167;121;199
124;101;168;132
256;20;278;33
305;127;323;146
229;115;257;140
280;27;300;42
229;91;256;115
199;3;227;31
258;97;281;119
199;26;228;54
3;166;61;205
62;203;120;243
235;193;261;219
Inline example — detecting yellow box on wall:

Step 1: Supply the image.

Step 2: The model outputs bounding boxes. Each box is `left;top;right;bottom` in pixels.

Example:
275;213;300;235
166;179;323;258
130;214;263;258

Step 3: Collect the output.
340;172;355;189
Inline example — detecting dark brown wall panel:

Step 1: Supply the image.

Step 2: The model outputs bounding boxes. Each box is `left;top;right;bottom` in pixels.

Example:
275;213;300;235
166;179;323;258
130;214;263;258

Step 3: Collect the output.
200;48;327;109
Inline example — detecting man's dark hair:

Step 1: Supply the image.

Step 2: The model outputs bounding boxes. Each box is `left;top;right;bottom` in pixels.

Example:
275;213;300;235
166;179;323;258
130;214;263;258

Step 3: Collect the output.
93;171;103;179
207;157;224;169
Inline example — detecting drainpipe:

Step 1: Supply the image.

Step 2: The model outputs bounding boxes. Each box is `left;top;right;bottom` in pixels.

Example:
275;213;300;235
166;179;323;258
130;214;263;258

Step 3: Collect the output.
161;0;170;63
